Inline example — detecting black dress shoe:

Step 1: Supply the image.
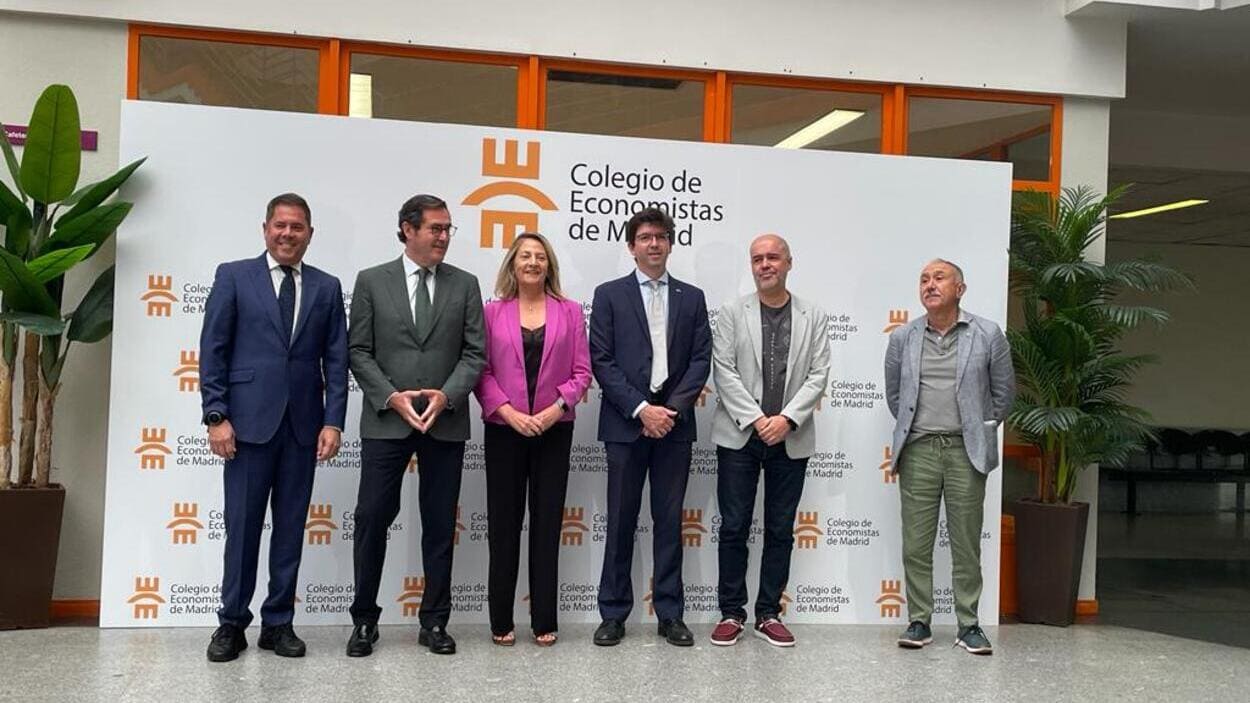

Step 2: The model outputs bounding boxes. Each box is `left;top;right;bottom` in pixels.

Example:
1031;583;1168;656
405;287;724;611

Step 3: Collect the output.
207;624;247;662
258;623;307;657
346;623;379;657
418;626;457;655
658;618;694;647
593;619;625;646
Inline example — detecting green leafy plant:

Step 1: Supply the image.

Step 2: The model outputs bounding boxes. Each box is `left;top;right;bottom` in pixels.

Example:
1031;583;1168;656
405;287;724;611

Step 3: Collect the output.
1008;186;1192;503
0;84;144;488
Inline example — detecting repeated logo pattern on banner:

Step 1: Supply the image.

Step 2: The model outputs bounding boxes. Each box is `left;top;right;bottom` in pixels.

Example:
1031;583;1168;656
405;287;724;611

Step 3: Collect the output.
101;101;1011;627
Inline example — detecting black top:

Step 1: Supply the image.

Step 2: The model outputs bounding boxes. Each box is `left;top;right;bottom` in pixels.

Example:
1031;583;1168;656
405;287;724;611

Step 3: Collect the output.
522;324;545;411
760;299;792;417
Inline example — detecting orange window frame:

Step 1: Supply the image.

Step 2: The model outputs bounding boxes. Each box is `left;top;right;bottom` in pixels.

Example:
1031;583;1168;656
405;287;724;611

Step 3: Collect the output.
127;24;342;114
127;24;1063;193
337;42;532;126
899;86;1063;193
535;58;717;140
717;73;894;150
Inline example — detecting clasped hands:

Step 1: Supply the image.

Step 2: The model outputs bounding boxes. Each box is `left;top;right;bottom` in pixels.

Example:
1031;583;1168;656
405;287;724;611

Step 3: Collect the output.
640;403;678;439
388;388;449;433
753;415;792;446
498;402;564;437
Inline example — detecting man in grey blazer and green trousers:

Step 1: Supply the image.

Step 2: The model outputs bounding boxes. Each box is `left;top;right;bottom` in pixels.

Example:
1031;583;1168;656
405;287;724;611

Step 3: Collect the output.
346;194;485;657
884;259;1014;656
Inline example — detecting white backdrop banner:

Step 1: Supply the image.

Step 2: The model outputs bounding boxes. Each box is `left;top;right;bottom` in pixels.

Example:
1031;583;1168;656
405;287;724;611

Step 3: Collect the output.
101;101;1011;628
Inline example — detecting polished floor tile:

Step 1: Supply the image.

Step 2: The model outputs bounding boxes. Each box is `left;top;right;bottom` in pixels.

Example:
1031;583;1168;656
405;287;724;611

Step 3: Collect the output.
2;622;1248;702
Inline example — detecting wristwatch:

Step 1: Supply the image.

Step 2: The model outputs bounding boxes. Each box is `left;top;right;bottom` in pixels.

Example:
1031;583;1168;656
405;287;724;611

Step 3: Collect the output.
204;410;227;426
555;397;569;411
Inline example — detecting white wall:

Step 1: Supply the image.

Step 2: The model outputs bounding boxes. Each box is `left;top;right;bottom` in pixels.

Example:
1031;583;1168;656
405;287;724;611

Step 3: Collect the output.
1060;97;1113;601
1111;241;1250;429
0;13;128;599
1112;108;1250;173
0;0;1128;97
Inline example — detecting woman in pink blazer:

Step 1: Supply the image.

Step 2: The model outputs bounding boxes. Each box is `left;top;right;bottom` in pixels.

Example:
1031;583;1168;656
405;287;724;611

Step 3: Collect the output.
474;232;592;647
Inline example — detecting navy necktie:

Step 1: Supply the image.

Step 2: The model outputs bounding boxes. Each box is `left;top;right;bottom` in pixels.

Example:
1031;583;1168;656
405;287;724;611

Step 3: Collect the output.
278;265;295;347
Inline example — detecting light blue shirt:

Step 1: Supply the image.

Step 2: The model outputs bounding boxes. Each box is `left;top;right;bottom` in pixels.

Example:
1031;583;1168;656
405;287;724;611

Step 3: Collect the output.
632;268;670;417
635;268;670;319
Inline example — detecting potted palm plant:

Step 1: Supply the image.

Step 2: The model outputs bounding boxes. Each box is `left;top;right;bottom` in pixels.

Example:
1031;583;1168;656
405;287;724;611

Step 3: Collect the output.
1007;186;1191;625
0;84;144;628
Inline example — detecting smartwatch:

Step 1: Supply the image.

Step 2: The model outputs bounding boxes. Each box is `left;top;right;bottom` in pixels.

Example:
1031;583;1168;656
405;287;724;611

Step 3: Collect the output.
555;397;569;411
204;411;227;426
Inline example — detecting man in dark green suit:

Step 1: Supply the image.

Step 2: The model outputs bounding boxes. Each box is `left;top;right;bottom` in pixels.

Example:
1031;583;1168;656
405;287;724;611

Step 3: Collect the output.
345;194;486;657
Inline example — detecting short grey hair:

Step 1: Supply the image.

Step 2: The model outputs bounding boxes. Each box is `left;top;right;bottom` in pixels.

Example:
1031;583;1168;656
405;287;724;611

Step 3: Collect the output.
926;258;964;283
751;233;792;260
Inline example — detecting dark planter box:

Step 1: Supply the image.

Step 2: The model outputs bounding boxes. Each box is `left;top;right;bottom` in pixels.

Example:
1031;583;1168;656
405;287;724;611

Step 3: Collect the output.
0;484;66;630
1013;498;1089;626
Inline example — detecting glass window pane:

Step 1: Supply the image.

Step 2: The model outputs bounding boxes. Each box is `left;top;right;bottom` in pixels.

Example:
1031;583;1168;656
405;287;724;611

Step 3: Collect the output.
348;54;518;127
731;85;881;153
138;36;319;113
907;97;1052;181
544;71;705;141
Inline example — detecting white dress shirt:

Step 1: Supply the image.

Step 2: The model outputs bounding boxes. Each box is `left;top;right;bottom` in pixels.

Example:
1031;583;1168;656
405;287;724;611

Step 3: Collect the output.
266;252;302;333
632;268;670;418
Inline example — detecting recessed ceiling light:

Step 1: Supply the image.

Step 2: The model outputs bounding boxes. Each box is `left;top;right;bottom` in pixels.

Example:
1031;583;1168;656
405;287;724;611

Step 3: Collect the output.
1110;199;1209;219
774;109;865;149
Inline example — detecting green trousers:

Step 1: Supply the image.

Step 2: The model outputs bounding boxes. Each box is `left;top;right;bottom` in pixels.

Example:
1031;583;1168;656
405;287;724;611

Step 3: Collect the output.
898;433;987;628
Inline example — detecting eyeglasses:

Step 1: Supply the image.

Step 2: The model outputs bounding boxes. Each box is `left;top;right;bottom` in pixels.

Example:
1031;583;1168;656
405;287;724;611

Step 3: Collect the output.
425;224;457;238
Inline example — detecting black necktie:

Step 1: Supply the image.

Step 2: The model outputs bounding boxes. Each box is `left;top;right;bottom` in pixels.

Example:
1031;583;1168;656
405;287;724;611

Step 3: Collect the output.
278;265;295;347
414;267;432;337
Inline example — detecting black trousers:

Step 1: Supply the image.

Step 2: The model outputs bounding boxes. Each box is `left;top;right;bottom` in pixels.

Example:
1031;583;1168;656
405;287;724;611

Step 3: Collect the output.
597;438;692;622
716;436;809;620
349;432;464;629
484;421;574;636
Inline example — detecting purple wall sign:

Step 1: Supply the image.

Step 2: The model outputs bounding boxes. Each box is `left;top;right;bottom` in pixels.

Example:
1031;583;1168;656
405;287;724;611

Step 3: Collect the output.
4;124;98;152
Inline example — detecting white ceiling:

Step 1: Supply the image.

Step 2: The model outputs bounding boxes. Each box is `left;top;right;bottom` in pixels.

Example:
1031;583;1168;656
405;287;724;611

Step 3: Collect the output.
1107;5;1250;246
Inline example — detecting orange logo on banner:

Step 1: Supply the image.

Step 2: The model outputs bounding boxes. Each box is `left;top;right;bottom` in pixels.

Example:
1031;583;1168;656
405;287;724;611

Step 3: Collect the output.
794;511;821;549
397;576;425;617
166;502;203;544
142;274;177;317
135;427;171;470
128;576;165;619
875;579;906;618
694;385;713;408
173;350;199;392
882;310;909;333
454;505;467;546
779;592;792;617
643;577;655;616
305;504;337;545
462;138;558;249
579;380;597;405
406;454;417;473
681;508;707;548
561;506;590;546
880;445;897;484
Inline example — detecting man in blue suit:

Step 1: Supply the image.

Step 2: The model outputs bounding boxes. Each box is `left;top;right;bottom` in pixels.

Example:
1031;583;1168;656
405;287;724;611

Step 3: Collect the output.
199;193;349;662
590;207;712;647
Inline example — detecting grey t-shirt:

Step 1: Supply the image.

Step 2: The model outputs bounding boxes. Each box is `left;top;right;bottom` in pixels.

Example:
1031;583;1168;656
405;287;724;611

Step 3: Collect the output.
908;318;968;440
760;299;792;417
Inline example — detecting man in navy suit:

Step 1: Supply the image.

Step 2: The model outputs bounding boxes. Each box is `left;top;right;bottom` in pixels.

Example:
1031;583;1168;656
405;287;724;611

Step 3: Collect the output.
590;207;712;647
199;193;349;662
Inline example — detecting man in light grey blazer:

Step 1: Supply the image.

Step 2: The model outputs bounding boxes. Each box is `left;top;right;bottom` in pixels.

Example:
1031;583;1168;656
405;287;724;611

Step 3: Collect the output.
345;194;485;657
884;259;1014;656
708;234;830;648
